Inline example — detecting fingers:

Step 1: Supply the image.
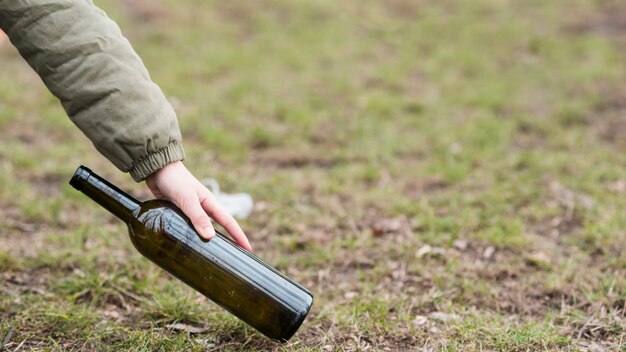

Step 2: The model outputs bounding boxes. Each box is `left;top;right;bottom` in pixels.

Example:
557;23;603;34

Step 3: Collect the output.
178;196;216;240
201;194;252;252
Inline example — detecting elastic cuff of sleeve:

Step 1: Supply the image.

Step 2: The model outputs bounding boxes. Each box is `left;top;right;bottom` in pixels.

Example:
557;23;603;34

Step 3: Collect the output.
129;142;185;182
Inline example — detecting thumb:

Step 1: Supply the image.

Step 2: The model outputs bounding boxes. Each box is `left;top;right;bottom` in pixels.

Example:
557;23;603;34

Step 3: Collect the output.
178;197;215;240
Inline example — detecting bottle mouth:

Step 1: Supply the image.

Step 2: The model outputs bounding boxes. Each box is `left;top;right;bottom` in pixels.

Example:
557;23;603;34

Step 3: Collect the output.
69;165;92;190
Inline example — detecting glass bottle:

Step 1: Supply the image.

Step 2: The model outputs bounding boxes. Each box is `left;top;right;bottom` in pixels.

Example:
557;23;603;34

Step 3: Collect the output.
69;166;313;341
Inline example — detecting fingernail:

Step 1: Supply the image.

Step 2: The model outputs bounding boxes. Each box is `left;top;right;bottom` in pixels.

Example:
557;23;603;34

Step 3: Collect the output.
203;227;215;238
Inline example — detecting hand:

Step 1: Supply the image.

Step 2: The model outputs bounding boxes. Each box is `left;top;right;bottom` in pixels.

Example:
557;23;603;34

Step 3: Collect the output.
145;161;252;251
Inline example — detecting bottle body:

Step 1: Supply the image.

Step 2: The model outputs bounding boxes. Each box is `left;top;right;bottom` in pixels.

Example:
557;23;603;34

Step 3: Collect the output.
128;200;312;340
70;166;313;341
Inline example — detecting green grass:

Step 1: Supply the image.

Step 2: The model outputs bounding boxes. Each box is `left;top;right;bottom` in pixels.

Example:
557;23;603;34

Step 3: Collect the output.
1;0;625;350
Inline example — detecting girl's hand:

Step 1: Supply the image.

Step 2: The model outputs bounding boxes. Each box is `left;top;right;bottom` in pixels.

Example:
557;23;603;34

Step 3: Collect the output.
145;161;252;251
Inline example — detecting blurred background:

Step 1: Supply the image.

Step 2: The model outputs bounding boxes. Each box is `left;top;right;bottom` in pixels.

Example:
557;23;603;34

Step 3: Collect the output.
0;0;624;350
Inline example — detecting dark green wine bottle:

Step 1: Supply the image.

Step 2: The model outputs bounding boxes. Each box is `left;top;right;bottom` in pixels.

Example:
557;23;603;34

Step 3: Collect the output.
69;166;313;341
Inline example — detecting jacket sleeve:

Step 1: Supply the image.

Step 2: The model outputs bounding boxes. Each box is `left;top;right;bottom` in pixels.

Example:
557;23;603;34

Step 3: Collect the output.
0;0;185;181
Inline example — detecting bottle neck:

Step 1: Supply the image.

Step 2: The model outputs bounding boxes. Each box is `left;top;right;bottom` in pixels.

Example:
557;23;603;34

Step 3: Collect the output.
69;166;140;221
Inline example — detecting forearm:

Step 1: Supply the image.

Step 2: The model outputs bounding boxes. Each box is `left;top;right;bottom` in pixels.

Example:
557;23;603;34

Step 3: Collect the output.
0;0;184;181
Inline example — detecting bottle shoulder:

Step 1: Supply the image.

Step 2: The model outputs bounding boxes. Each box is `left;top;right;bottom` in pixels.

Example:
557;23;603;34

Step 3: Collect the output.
133;200;186;224
129;199;194;241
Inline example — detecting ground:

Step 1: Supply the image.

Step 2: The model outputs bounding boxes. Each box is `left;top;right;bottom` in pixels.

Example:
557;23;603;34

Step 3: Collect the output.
0;0;625;351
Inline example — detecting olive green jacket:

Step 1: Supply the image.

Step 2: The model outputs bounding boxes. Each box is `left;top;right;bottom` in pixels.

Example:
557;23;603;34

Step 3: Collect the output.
0;0;185;181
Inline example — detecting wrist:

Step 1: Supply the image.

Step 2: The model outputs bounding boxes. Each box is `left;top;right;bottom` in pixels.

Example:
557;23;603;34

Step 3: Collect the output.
129;142;185;182
147;160;185;181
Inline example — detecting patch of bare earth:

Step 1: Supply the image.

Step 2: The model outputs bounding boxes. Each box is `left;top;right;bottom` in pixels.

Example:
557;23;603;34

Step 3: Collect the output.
593;85;626;151
250;149;350;169
121;0;170;24
0;267;52;301
565;1;626;152
0;170;93;258
0;206;45;258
